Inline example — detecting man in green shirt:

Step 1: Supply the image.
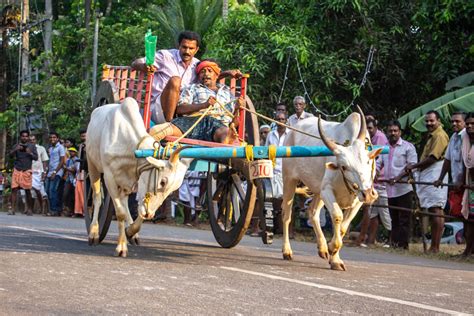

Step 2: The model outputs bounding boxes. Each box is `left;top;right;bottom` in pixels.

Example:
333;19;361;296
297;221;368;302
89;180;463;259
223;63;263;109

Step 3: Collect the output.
406;110;449;253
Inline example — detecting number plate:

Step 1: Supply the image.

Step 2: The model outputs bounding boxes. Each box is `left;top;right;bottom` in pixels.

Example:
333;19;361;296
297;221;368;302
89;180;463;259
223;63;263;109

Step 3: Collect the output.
249;160;273;180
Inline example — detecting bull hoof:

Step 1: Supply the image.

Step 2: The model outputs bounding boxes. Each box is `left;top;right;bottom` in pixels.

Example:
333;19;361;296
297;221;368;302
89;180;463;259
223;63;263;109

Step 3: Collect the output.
125;227;140;246
318;250;329;260
283;252;293;260
330;261;346;271
128;235;140;246
88;232;100;246
115;244;128;257
88;237;99;246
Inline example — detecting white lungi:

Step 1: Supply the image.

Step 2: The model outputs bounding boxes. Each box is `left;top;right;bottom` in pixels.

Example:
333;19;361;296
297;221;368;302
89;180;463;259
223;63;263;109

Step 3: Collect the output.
179;171;201;209
369;188;391;231
32;171;47;197
417;161;447;209
271;172;283;199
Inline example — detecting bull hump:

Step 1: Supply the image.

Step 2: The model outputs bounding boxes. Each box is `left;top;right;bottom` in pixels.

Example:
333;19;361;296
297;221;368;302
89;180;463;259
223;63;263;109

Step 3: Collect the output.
120;97;140;117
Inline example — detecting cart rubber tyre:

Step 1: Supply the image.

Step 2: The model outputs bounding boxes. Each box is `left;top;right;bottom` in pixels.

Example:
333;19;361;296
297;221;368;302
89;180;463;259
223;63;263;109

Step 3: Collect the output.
206;95;263;247
207;161;257;248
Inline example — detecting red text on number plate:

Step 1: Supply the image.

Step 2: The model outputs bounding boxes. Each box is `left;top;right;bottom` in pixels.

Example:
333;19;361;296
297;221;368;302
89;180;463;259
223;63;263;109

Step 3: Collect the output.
249;160;273;180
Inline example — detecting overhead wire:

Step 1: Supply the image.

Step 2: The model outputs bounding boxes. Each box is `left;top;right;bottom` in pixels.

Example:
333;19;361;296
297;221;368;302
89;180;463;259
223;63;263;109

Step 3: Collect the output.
279;45;375;119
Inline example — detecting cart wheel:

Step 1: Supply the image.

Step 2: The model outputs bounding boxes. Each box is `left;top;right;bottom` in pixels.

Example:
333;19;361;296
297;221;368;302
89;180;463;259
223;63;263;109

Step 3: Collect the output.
244;96;260;147
83;174;114;242
93;80;119;109
207;162;257;248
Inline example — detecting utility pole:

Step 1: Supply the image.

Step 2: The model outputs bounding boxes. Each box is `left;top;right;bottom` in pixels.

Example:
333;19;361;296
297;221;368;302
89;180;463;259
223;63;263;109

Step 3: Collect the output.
0;18;9;170
21;0;30;86
43;0;52;72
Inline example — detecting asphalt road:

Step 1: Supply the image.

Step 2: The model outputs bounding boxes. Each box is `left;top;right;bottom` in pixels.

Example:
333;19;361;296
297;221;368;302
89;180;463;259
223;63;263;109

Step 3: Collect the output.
1;213;473;315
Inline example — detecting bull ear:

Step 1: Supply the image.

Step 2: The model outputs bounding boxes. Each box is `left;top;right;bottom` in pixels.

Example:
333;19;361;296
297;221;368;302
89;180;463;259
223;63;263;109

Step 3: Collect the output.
325;162;338;170
368;148;383;159
146;156;166;169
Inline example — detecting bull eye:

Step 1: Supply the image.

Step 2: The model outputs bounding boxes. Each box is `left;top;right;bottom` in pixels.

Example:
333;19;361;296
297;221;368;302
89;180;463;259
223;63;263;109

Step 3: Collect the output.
341;165;347;171
160;178;168;187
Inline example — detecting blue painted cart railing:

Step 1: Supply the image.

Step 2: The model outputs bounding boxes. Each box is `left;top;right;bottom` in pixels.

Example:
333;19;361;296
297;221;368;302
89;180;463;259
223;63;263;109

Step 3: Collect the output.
135;145;389;160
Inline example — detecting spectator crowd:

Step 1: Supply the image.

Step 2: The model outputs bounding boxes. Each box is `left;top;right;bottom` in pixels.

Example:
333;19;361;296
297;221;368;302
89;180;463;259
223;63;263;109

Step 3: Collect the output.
250;98;473;257
7;129;87;219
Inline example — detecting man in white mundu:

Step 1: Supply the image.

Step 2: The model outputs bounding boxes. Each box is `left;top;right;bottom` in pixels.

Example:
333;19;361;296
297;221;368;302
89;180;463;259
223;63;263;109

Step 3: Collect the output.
406;110;449;253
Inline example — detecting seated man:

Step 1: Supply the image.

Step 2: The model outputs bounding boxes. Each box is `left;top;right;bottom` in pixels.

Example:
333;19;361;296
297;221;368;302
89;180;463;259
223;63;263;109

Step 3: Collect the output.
150;60;245;144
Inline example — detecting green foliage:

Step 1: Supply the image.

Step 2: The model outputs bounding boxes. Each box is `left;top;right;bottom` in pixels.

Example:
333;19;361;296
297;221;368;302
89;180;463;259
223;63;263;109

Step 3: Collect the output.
207;0;473;124
3;0;473;152
150;0;223;54
9;52;89;140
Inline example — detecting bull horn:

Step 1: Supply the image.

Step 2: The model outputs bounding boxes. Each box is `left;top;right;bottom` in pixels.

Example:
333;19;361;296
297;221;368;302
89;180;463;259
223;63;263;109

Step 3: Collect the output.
169;146;188;165
356;105;367;141
318;115;338;153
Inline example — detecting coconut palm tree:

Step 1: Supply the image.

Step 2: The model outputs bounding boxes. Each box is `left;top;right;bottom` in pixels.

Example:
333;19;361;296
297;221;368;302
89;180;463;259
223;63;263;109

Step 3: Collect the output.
151;0;223;54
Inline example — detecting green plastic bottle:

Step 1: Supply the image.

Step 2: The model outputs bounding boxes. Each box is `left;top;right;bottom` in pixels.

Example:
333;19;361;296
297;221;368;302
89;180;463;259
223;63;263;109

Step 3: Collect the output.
145;29;157;66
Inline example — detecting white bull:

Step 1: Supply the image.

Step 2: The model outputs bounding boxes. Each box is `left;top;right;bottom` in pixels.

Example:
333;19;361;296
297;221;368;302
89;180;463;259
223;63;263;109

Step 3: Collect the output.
86;97;190;257
281;108;382;270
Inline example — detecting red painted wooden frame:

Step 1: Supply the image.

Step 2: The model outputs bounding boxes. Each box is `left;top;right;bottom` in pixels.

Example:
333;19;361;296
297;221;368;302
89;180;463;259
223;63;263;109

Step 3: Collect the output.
100;65;248;147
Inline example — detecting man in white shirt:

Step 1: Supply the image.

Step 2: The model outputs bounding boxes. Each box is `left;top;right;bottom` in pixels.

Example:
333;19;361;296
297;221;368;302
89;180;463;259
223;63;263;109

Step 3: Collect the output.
434;112;466;208
30;134;49;214
132;31;201;123
288;96;314;127
266;112;291;236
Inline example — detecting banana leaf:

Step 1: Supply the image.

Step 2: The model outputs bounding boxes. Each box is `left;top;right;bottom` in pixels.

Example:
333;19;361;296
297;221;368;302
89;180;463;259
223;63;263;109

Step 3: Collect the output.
445;72;474;91
398;86;474;132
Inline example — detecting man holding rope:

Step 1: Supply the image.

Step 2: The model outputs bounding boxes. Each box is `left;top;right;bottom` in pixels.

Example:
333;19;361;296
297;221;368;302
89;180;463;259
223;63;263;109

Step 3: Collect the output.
434;112;466;216
150;59;245;144
406;110;449;253
380;120;418;249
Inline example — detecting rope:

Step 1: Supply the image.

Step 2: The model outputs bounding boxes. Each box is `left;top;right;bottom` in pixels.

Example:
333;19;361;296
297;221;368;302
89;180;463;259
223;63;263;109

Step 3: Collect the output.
170;99;241;146
268;144;277;167
240;106;325;142
378;179;461;188
245;145;254;161
171;104;215;145
371;203;474;223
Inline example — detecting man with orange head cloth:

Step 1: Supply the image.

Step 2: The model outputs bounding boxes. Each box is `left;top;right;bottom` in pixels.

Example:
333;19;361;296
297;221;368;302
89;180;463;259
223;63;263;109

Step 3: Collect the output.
150;59;245;144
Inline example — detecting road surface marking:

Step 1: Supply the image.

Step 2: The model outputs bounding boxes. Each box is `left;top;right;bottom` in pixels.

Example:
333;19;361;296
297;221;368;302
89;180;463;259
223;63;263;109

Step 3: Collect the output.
7;226;86;242
221;266;470;315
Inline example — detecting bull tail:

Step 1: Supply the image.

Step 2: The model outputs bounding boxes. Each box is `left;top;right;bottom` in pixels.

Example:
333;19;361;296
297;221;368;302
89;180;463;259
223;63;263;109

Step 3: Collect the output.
295;186;313;198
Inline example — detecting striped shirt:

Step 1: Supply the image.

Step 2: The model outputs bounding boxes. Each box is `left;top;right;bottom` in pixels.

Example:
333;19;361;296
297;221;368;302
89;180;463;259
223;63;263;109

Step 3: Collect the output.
178;83;236;126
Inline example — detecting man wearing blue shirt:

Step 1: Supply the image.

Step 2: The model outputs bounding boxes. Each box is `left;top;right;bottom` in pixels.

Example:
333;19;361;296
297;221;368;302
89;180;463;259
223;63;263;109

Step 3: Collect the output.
45;132;66;216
